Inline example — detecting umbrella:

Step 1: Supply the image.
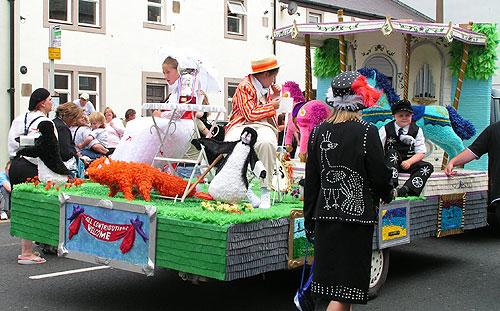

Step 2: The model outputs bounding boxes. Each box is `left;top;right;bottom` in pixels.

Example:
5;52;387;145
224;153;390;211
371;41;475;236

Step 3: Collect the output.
158;46;221;93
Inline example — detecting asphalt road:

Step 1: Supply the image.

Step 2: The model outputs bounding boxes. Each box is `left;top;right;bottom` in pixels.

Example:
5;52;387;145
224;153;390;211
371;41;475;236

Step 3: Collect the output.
1;220;499;311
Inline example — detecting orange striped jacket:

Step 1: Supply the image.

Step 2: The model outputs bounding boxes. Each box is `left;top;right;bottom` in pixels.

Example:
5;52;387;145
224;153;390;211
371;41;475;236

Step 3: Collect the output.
226;75;277;133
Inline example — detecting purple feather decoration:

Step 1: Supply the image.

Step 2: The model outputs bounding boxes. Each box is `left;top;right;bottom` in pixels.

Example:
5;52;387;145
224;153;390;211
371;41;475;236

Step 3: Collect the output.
283;81;306;103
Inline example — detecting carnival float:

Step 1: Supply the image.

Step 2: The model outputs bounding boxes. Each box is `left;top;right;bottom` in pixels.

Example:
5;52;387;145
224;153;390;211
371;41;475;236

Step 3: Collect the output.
9;14;498;298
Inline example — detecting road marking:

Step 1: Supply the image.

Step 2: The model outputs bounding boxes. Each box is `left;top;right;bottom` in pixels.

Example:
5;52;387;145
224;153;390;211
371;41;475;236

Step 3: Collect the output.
29;265;111;280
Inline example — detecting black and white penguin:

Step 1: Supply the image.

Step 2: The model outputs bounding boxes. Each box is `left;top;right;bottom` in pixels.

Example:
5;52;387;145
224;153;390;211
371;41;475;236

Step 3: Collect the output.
192;127;266;204
17;120;72;184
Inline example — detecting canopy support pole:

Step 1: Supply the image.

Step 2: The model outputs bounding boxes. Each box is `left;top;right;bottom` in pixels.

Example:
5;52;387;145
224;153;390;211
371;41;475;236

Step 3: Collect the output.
305;34;313;101
403;34;412;100
338;10;346;72
441;21;473;169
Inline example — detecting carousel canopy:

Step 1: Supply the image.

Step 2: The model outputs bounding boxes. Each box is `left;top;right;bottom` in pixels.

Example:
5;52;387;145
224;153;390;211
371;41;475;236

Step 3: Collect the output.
272;18;488;47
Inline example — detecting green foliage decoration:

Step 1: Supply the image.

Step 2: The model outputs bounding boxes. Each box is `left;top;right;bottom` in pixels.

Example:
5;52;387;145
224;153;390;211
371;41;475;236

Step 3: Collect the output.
313;38;341;79
448;23;499;81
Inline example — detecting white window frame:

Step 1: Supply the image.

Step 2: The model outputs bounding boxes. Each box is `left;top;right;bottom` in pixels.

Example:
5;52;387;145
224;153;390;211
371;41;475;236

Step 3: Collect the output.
54;72;72;103
44;0;106;34
224;0;247;41
306;9;323;24
142;72;168;117
78;73;100;110
147;0;164;24
227;1;247;15
78;0;100;28
224;77;240;120
48;0;72;24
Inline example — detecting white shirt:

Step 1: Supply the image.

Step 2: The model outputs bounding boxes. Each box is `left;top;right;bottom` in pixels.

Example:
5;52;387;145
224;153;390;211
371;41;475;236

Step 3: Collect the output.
252;75;268;97
7;111;56;164
73;99;96;115
378;123;427;154
70;125;91;152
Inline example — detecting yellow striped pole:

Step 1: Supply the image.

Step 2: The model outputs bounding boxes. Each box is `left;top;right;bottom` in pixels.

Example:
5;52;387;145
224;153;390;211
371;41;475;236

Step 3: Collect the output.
338;10;346;72
403;34;411;100
441;21;473;169
305;34;313;101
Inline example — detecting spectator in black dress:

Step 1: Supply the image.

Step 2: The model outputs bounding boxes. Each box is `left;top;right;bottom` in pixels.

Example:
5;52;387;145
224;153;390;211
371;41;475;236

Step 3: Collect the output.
303;71;393;310
53;102;84;177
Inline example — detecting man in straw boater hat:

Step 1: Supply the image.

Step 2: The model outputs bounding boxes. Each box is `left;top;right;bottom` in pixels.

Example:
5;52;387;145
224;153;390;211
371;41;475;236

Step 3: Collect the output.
225;55;282;209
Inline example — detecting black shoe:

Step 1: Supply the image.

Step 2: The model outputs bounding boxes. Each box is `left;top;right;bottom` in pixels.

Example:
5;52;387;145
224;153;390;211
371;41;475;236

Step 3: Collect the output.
397;186;409;197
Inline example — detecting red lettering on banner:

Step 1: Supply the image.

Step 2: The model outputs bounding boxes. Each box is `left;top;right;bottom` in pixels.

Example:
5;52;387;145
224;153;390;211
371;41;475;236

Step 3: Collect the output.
69;213;137;253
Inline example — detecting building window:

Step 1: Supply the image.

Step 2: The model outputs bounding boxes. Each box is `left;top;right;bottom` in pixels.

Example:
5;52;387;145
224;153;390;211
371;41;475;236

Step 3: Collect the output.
44;0;106;34
79;0;98;26
224;0;247;41
142;73;168;117
224;78;240;120
44;64;105;111
49;0;70;22
307;10;322;23
143;0;171;31
147;0;163;23
78;74;99;110
54;73;71;104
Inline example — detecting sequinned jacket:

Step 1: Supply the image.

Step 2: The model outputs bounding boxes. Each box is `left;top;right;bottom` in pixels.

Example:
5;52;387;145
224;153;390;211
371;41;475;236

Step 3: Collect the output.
303;119;393;234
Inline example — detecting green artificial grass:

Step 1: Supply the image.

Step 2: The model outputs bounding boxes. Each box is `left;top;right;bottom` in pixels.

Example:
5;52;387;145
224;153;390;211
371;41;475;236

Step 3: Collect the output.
12;180;304;226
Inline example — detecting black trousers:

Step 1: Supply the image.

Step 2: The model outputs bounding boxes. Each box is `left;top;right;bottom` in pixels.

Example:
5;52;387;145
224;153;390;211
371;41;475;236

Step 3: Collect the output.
9;156;37;185
384;149;433;196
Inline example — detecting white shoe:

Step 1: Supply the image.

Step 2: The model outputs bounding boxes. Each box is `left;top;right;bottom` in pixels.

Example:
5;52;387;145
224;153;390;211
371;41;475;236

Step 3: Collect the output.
259;192;271;209
0;211;8;220
246;188;261;208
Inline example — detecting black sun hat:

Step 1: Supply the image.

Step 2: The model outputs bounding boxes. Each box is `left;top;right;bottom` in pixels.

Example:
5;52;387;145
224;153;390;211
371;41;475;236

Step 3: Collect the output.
391;99;413;114
325;71;382;111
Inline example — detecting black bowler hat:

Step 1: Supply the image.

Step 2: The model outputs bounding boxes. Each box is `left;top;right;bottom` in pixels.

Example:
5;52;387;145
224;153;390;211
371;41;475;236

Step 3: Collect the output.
29;88;50;111
391;100;413;114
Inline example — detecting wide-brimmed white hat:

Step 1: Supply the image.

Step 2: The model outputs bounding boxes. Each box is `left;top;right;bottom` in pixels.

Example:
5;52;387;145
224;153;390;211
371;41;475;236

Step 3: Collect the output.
250;55;282;74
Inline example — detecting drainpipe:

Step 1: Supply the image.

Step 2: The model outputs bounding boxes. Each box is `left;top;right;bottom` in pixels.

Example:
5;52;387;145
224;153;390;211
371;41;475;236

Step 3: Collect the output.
8;0;15;123
273;0;276;55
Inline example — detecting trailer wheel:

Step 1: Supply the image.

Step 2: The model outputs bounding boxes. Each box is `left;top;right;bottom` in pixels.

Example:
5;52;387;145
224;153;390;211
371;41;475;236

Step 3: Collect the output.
368;248;390;299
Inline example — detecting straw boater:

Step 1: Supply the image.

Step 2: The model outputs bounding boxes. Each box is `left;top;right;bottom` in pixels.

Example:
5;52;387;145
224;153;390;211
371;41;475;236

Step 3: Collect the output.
224;55;282;209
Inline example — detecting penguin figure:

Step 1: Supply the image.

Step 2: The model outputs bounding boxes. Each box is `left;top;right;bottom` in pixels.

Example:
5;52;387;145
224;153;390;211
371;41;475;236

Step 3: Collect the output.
192;127;266;204
17;120;72;183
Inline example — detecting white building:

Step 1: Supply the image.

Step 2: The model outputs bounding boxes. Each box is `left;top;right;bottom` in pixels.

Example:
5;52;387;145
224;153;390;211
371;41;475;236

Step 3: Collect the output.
2;0;432;166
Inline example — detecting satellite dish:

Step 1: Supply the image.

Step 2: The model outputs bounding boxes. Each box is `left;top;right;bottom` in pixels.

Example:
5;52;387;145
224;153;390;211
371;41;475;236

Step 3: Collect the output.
287;1;298;15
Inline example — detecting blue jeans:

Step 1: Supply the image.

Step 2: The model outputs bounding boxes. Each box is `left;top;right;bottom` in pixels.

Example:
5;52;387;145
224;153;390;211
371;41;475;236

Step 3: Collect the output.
0;187;10;212
81;149;106;160
177;165;201;179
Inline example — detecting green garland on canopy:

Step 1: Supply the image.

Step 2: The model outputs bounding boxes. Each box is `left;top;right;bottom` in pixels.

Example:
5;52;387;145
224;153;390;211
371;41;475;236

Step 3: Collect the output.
313;38;341;78
448;23;499;81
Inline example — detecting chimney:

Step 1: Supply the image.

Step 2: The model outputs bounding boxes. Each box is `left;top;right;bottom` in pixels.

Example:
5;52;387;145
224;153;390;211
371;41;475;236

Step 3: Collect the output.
436;0;443;23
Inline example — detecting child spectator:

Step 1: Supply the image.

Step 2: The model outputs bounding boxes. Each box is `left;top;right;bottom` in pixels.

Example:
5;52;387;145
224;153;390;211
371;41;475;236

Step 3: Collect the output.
123;109;136;127
78;111;109;160
379;99;434;197
0;161;11;220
